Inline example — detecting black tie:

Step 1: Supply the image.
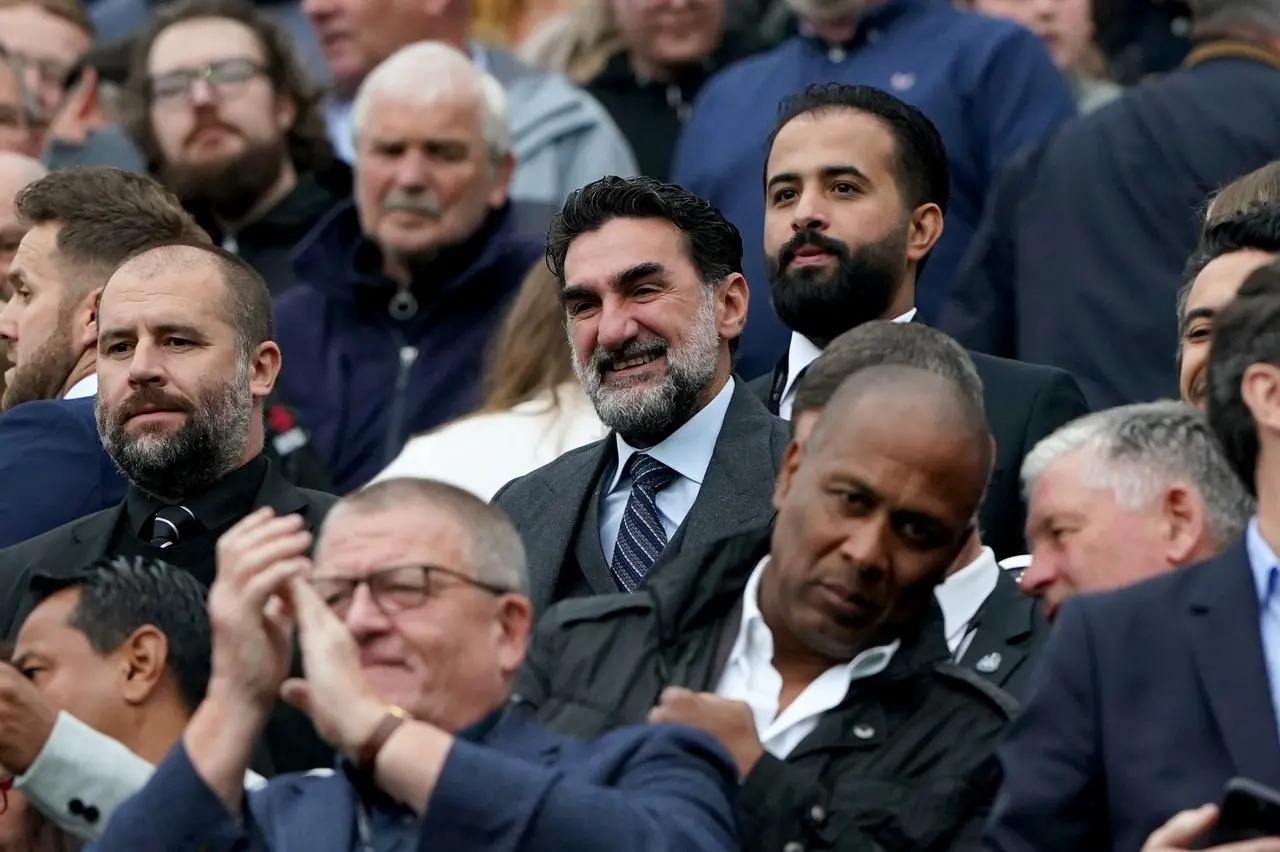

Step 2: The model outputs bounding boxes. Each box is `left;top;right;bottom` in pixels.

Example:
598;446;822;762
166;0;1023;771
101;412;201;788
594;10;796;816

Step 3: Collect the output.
148;505;202;549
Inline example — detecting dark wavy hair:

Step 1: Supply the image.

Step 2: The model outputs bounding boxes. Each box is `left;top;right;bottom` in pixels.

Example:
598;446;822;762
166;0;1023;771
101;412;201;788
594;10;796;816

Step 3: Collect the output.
122;0;335;179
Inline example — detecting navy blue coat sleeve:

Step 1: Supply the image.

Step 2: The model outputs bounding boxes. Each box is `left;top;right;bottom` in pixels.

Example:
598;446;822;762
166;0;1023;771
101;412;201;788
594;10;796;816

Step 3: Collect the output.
983;599;1110;851
0;401;123;548
418;724;740;852
85;742;256;852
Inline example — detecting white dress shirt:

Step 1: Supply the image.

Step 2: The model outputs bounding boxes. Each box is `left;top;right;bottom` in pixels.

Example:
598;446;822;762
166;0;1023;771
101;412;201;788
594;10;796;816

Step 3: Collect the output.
934;546;1001;659
63;374;97;400
715;557;900;759
598;378;735;560
777;309;917;421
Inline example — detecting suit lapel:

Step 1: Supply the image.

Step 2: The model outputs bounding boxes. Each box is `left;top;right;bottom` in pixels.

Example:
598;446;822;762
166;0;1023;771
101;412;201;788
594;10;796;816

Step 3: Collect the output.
68;504;125;558
529;442;614;612
1189;539;1280;788
956;569;1039;689
255;464;313;519
657;383;781;565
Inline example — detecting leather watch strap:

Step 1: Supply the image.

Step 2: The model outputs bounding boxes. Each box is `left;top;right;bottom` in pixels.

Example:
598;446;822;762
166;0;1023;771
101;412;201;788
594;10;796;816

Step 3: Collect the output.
355;706;411;774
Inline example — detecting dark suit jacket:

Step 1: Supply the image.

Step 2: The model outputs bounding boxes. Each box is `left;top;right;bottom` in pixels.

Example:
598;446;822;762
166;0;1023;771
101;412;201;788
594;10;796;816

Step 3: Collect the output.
984;538;1279;852
0;397;125;549
493;380;790;614
0;459;336;637
751;348;1089;559
956;566;1049;701
87;708;741;852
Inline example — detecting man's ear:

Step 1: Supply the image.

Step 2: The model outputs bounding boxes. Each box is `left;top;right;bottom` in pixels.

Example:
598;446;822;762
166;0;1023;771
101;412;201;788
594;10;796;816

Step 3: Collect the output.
249;341;282;402
74;286;103;351
117;625;169;706
773;438;804;512
906;202;944;264
1161;483;1207;566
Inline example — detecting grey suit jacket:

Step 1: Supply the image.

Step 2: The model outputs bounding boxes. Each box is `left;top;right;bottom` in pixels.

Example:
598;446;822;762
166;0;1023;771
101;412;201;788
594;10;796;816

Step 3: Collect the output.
15;710;267;841
494;380;790;614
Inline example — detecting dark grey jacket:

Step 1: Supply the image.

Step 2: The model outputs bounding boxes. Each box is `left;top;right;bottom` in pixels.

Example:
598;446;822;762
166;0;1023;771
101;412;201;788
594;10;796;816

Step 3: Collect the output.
513;527;1019;852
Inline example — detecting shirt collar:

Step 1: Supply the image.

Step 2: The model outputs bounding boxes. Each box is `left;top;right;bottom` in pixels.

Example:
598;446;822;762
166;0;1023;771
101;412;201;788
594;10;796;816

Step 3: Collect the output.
781;309;917;403
732;556;900;682
125;453;270;538
1246;517;1280;605
934;546;1000;644
63;374;98;400
608;377;736;492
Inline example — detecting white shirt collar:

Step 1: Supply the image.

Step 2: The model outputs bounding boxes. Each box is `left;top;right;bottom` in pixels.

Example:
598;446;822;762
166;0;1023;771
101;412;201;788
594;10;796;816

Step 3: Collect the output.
934;546;1001;646
608;377;736;492
732;555;900;681
781;308;918;404
63;374;98;400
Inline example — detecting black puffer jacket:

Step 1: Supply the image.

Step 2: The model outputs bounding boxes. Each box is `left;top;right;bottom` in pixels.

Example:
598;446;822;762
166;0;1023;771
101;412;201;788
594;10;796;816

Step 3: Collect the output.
514;528;1018;852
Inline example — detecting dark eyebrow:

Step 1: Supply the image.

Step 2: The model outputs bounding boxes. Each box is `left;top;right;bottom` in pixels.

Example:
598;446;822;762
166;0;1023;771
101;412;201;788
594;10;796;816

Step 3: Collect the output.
766;164;870;192
1180;306;1216;333
560;261;667;305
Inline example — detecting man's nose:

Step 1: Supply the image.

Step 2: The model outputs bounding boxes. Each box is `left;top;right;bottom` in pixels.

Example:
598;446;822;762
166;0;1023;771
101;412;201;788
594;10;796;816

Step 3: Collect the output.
838;520;890;571
344;583;391;639
1018;550;1056;597
0;300;16;343
126;339;167;384
791;192;829;232
594;300;641;352
392;150;431;190
188;78;220;109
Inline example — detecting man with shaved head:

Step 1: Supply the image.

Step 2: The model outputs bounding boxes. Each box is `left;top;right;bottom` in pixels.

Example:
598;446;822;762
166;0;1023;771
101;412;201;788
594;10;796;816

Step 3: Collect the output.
514;363;1017;851
0;239;336;775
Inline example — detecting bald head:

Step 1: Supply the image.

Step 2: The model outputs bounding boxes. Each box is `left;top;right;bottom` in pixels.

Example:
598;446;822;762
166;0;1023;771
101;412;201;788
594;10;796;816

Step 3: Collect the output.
808;364;994;494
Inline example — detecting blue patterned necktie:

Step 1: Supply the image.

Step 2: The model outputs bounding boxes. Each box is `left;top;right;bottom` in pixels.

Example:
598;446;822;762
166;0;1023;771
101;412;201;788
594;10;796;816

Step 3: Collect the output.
610;453;679;592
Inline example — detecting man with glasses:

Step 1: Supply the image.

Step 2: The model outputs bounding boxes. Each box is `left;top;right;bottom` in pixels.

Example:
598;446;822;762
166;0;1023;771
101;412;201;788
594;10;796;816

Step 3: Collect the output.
87;478;741;852
124;0;348;295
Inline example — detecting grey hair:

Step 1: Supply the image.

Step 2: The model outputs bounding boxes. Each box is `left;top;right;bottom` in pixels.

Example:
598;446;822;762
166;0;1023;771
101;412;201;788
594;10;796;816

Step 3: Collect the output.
1020;400;1254;547
323;478;529;596
351;41;513;162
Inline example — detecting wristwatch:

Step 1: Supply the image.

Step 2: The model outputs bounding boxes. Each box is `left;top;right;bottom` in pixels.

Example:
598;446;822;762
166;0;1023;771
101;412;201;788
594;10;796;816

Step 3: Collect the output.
354;705;412;774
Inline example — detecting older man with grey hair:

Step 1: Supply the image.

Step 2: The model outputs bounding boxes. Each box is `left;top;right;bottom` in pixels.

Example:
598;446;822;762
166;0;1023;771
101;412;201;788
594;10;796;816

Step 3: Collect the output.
276;41;550;492
84;476;741;852
1019;400;1252;622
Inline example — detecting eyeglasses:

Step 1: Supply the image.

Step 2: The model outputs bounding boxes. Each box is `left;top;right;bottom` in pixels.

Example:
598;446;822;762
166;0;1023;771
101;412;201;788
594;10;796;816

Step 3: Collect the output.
311;564;512;617
149;58;264;107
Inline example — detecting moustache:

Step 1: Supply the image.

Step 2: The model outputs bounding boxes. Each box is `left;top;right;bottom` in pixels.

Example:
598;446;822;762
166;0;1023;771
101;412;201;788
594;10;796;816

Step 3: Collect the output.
185;120;240;146
591;338;668;373
116;387;192;422
383;191;443;218
778;229;850;269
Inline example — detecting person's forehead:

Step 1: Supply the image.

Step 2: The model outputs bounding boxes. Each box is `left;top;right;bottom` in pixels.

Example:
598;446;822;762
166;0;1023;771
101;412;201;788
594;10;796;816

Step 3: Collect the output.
10;222;59;275
361;93;485;142
562;217;694;289
1187;249;1278;315
314;506;468;576
100;258;226;321
766;109;897;183
148;16;267;74
0;3;89;51
14;586;82;653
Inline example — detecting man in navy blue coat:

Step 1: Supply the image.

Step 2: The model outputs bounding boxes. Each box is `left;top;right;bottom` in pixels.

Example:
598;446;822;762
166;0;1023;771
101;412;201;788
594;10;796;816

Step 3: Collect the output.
983;263;1280;850
0;167;210;548
88;477;739;852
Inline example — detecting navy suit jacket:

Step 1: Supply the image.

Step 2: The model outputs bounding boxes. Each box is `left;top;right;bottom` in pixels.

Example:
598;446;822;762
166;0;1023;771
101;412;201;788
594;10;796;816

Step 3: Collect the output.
983;537;1280;852
0;396;124;549
87;709;740;852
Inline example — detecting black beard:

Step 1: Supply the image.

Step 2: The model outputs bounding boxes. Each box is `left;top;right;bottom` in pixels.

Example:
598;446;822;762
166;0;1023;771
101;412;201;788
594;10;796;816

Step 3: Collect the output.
766;225;909;343
163;136;288;225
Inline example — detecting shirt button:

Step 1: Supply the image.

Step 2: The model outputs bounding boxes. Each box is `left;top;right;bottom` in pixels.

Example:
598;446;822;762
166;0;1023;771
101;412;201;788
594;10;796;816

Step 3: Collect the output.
784;842;806;852
828;47;847;63
867;29;880;43
809;804;827;824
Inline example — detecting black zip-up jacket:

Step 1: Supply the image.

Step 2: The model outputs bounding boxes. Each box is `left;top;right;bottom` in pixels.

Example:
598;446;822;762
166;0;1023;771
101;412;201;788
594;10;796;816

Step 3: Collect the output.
513;527;1018;851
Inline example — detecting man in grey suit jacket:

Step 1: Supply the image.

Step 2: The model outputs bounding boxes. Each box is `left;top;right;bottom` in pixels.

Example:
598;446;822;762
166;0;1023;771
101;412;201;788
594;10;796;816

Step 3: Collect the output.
0;555;264;841
495;176;789;614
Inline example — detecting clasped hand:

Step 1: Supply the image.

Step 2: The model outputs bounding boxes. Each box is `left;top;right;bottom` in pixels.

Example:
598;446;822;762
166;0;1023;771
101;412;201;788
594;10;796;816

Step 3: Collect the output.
208;509;385;757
